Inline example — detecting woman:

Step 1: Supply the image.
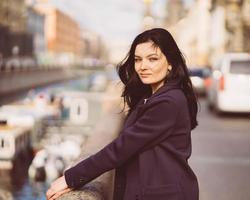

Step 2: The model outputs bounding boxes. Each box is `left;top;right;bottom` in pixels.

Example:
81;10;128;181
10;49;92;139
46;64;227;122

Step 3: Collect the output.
46;28;199;200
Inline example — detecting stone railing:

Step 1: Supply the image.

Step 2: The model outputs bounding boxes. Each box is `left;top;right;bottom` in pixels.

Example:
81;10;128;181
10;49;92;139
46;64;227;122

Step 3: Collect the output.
58;82;125;200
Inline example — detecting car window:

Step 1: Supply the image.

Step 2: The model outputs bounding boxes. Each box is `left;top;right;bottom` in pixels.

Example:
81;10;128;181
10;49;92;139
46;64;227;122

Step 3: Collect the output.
230;60;250;74
189;68;211;78
189;69;203;77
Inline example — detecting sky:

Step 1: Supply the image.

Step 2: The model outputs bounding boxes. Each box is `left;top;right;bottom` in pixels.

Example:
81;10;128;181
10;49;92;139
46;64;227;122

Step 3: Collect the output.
50;0;144;43
50;0;193;43
49;0;194;61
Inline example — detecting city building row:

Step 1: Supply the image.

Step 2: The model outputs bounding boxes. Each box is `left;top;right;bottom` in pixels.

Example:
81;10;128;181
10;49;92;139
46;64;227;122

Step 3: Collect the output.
0;0;107;70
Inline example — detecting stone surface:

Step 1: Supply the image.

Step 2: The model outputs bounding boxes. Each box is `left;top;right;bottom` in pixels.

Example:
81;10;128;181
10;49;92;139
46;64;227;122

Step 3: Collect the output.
58;83;124;200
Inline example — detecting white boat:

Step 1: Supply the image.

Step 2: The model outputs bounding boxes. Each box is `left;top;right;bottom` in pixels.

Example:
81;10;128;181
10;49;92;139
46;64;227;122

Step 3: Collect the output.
0;124;31;169
0;97;61;150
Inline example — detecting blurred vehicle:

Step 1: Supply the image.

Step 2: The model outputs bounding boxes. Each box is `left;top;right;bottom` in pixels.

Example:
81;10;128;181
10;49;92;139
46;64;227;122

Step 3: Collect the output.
20;57;37;69
2;56;37;71
189;67;211;96
4;57;21;71
207;53;250;114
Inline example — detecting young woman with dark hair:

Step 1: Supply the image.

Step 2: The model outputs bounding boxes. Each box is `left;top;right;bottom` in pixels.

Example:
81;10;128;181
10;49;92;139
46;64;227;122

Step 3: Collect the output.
46;28;199;200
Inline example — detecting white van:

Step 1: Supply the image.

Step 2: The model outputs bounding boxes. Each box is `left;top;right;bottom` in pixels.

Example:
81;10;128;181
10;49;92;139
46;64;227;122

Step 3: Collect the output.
207;53;250;113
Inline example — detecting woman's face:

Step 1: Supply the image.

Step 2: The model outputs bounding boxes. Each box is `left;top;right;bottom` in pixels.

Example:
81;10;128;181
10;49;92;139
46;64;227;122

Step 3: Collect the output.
134;41;172;94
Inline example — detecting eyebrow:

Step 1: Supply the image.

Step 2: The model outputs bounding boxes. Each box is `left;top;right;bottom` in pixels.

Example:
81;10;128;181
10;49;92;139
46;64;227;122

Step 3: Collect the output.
134;53;159;57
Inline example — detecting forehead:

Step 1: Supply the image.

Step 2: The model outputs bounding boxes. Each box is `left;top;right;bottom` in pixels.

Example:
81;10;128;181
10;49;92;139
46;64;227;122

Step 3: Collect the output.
135;42;161;56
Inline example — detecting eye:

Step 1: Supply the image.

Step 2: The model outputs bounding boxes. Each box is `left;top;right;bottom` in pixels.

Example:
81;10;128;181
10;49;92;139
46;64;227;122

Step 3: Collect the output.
149;57;158;62
134;58;141;63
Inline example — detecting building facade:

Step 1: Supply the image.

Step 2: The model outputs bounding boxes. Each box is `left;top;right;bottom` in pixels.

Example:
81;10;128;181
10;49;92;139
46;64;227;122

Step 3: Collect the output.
0;0;27;32
26;6;46;58
210;0;250;61
35;4;82;56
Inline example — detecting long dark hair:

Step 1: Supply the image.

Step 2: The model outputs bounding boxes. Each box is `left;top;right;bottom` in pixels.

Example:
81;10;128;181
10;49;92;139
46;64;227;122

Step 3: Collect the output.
117;28;198;129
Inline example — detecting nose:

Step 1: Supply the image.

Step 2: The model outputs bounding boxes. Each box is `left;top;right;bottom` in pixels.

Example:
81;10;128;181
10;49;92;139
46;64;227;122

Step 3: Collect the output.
140;60;148;70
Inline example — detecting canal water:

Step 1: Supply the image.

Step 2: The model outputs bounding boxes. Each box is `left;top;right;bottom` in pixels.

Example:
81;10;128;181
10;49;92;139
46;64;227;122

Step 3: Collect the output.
0;150;48;200
0;70;111;199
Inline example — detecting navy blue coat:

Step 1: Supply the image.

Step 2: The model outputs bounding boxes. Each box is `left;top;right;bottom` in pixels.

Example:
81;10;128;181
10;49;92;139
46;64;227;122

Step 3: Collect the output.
65;78;199;200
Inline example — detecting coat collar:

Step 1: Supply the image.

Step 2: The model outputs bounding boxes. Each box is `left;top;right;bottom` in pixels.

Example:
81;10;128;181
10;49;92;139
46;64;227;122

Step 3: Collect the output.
142;78;182;104
152;78;181;97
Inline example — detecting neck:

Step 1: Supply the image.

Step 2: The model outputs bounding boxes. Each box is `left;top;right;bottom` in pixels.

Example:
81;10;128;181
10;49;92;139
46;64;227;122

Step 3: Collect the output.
151;81;165;94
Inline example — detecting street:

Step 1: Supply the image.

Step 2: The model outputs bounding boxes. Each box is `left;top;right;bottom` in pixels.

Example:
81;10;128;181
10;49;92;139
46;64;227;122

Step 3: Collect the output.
190;98;250;200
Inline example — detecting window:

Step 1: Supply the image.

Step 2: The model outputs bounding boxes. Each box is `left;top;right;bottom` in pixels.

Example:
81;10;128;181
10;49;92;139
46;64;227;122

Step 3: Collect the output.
230;60;250;74
1;139;4;148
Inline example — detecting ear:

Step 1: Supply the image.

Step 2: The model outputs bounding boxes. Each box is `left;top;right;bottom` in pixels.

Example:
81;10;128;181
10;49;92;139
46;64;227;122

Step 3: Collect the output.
168;65;172;71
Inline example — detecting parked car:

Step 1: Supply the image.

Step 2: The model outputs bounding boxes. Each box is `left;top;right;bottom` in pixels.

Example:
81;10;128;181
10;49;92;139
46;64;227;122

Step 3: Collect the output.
188;66;211;96
207;53;250;114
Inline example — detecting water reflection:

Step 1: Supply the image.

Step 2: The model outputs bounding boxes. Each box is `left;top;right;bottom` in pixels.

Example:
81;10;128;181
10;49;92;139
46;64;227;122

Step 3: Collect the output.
0;149;48;200
13;181;48;200
0;150;49;199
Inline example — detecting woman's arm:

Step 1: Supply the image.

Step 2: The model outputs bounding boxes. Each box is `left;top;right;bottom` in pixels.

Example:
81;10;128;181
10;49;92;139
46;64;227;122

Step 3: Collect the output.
65;98;179;188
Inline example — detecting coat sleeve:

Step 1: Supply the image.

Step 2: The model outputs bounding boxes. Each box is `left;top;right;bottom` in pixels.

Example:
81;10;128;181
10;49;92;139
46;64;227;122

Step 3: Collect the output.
64;98;180;188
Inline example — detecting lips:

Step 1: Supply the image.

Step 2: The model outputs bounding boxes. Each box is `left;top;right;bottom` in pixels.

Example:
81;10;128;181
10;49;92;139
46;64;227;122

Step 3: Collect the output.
140;73;151;77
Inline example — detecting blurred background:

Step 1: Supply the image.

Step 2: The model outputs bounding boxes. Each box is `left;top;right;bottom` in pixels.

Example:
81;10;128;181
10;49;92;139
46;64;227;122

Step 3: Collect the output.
0;0;250;200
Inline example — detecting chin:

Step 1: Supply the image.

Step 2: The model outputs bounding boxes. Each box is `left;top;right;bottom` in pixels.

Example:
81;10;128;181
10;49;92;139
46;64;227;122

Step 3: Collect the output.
141;79;153;85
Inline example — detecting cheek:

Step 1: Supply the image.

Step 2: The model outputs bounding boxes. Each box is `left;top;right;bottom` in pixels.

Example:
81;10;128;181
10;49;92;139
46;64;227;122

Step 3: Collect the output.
134;67;140;75
152;66;168;78
134;62;141;71
134;65;138;72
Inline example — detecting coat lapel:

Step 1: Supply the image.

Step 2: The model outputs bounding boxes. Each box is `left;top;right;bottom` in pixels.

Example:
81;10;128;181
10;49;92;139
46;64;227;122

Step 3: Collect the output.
123;78;181;129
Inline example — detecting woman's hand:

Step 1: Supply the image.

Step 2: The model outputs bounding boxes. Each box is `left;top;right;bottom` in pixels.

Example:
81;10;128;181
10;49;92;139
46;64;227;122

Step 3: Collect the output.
46;176;72;200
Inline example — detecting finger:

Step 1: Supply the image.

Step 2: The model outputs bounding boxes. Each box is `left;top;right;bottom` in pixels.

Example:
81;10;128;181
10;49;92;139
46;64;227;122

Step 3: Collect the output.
48;188;70;200
46;188;55;199
49;188;72;200
46;189;52;199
